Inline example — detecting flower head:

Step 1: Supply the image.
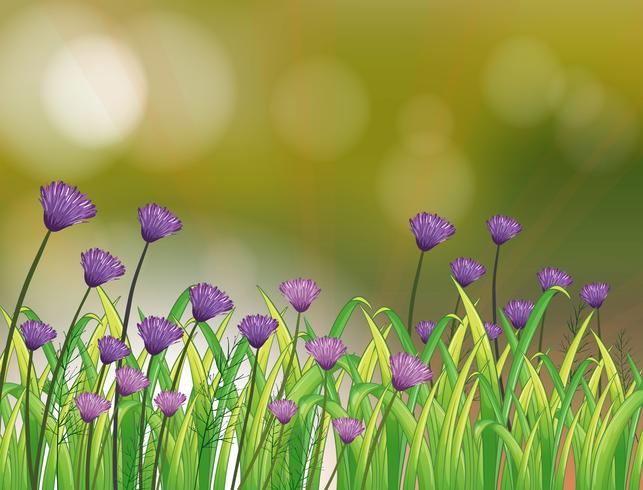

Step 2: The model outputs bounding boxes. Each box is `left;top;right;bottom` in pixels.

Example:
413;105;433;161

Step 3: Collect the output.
81;248;126;288
279;278;321;313
390;352;433;391
409;212;456;252
238;314;278;349
40;181;96;232
484;322;503;341
98;336;130;364
154;391;187;417
332;417;365;444
450;257;486;288
415;321;436;344
20;320;56;351
189;283;234;323
137;316;183;355
537;267;573;292
486;215;522;246
115;366;149;396
138;204;182;243
268;399;298;424
305;336;347;371
75;393;110;423
580;282;610;309
503;300;534;330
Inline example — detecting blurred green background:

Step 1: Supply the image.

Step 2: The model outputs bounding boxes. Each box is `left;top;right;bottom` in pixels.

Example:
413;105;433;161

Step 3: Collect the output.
0;0;641;359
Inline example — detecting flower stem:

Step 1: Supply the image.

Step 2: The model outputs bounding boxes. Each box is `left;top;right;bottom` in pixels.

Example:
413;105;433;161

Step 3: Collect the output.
35;286;91;468
597;308;602;396
0;231;51;403
490;244;506;401
25;351;37;489
170;321;199;391
261;423;285;490
137;360;155;490
307;370;329;488
323;444;346;490
112;242;149;490
360;392;396;490
407;251;425;334
280;312;301;398
86;422;94;490
150;415;168;490
230;347;260;490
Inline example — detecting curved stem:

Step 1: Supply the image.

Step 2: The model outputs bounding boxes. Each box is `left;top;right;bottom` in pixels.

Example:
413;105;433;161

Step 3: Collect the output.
25;352;37;489
261;423;285;490
230;347;260;490
36;287;91;467
86;422;94;490
323;444;346;490
171;322;199;391
490;245;505;401
360;392;396;490
307;370;329;488
150;415;168;490
0;231;50;403
407;251;425;334
137;360;154;490
112;242;149;490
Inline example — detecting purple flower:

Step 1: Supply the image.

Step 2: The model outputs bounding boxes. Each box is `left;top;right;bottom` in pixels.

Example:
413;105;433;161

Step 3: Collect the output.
305;336;347;371
279;278;321;313
503;300;535;330
537;267;573;292
98;336;130;364
415;321;436;344
115;366;149;396
580;282;610;309
390;352;433;391
332;417;365;444
40;181;96;232
154;391;187;417
80;248;126;288
268;399;298;425
75;393;111;423
486;215;522;246
137;316;183;355
189;283;234;323
20;320;56;351
138;204;182;243
238;314;278;349
484;322;503;341
450;257;486;288
409;212;456;252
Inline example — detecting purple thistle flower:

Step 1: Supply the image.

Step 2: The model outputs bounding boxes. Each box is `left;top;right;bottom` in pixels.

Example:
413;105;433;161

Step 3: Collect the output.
80;248;126;288
40;181;96;232
503;300;535;330
332;417;365;444
115;366;149;396
279;278;321;313
415;321;436;344
20;320;56;351
580;282;610;309
75;392;111;423
409;212;456;252
138;203;182;243
484;322;503;341
137;316;183;355
486;215;522;246
98;335;130;364
189;283;234;323
154;391;187;417
450;257;486;288
305;336;347;371
537;267;573;292
268;399;298;425
390;352;433;391
238;314;278;349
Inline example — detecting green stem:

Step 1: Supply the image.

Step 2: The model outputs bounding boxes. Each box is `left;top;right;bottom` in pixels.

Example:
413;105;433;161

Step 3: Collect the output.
537;311;547;354
261;423;285;490
230;347;260;490
151;416;168;490
407;251;425;334
94;364;107;395
597;308;602;396
323;443;346;490
307;371;329;489
35;287;91;468
360;392;396;490
171;322;199;391
90;412;115;490
448;295;461;342
279;312;301;399
112;242;149;490
0;231;51;403
25;352;37;489
490;244;506;401
86;422;94;490
137;360;155;490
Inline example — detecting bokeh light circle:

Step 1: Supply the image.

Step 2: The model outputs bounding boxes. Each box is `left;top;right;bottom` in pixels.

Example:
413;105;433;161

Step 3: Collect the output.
483;38;564;126
272;57;369;161
397;94;454;155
